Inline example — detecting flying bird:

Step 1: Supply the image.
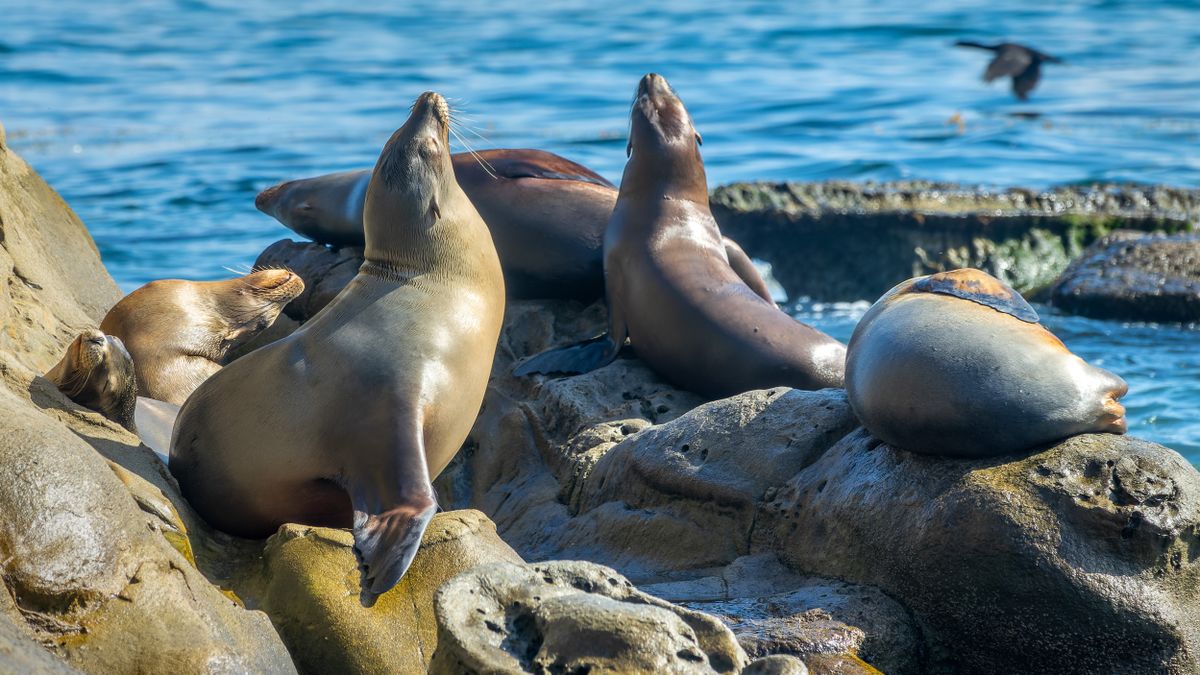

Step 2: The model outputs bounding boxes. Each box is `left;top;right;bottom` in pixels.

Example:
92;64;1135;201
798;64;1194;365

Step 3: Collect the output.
955;41;1063;100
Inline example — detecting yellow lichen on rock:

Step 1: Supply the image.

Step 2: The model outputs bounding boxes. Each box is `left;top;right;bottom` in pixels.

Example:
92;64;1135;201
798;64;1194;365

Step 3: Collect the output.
231;509;522;675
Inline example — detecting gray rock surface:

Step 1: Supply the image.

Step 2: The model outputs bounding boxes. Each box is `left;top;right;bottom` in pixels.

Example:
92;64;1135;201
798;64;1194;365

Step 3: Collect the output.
429;560;749;674
1049;231;1200;322
431;298;1200;673
710;181;1199;301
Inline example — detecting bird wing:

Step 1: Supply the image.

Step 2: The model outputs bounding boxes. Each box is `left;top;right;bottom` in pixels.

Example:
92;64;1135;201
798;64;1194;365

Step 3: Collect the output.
1012;63;1041;100
984;45;1033;81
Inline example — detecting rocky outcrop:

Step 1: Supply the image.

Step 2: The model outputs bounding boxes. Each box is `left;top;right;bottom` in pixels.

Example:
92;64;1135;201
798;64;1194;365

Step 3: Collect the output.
0;132;121;378
431;298;1200;673
1048;231;1200;322
757;428;1200;673
231;511;523;675
0;141;298;673
429;560;751;674
710;181;1200;301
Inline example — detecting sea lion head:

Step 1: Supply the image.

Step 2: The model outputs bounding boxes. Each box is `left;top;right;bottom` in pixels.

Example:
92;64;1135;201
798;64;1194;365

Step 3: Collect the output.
365;92;454;254
623;73;706;201
254;170;369;247
208;268;305;358
47;329;138;431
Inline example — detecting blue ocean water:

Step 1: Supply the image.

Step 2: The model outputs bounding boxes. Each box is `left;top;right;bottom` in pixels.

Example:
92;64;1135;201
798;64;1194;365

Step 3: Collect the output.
1;1;1197;457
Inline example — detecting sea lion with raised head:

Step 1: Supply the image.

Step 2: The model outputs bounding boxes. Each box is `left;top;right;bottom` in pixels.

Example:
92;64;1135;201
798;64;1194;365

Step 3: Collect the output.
46;329;139;431
845;268;1128;457
515;73;844;398
255;149;775;303
99;269;304;405
171;91;506;605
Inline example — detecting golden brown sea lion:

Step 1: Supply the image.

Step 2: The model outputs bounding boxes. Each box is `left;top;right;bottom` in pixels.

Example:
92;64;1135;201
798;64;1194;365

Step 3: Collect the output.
46;329;138;431
845;268;1128;457
99;269;304;405
515;73;844;398
255;150;774;303
171;91;506;605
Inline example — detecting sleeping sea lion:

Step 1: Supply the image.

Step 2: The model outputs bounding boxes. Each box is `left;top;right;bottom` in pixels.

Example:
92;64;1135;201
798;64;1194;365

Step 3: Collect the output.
99;269;304;404
845;268;1128;457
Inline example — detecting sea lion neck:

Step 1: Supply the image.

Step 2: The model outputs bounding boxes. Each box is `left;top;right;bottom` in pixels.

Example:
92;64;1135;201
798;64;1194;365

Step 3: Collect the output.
621;75;709;205
362;93;458;275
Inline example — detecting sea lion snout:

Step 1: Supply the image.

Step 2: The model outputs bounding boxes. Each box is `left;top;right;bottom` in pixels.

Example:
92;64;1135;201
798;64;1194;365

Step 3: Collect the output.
82;329;107;346
637;72;674;98
254;182;282;214
411;91;450;134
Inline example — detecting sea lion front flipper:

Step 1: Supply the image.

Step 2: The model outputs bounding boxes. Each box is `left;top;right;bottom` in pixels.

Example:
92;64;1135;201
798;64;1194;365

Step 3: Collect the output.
352;500;436;607
722;236;775;304
512;332;623;376
348;460;438;607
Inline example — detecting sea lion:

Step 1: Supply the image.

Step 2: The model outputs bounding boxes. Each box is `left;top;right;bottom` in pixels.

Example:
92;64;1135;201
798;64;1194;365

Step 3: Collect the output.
99;269;304;405
845;268;1128;457
255;150;774;303
46;329;139;431
955;41;1062;100
171;91;506;605
515;73;845;398
256;149;612;300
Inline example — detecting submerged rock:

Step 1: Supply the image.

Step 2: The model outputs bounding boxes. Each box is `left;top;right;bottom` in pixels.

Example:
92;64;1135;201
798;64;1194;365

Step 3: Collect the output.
711;181;1199;301
1048;231;1200;322
429;560;749;674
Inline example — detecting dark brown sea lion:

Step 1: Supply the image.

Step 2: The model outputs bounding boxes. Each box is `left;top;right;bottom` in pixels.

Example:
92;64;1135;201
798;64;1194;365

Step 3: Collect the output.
845;268;1128;457
99;269;304;405
955;41;1062;100
256;149;611;299
515;74;845;398
46;329;138;431
255;150;773;303
171;91;506;605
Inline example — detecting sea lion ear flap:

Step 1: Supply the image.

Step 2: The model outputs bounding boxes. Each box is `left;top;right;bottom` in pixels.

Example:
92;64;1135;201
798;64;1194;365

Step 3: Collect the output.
429;195;441;220
626;137;633;158
695;131;703;146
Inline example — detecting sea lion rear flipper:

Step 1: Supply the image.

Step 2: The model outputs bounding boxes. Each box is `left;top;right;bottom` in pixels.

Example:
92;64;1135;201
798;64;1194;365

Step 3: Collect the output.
350;479;437;608
512;333;622;376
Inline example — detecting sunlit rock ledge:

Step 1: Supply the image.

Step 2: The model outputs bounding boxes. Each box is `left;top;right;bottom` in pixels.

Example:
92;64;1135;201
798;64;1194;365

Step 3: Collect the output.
4;136;1200;673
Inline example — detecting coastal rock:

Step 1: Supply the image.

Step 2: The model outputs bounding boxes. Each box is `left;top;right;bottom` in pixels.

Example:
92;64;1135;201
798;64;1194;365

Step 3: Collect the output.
757;428;1200;673
0;386;295;674
711;181;1199;301
429;560;749;674
0;144;295;673
433;299;1200;673
0;135;121;377
1048;231;1200;322
239;510;522;675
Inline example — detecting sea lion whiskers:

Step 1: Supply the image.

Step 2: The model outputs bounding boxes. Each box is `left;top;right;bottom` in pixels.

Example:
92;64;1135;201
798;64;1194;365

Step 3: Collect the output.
446;120;498;179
